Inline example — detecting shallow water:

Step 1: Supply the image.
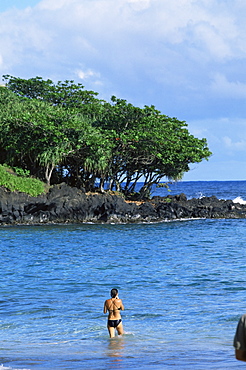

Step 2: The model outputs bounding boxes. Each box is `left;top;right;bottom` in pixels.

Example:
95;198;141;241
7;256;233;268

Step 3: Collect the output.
0;216;245;369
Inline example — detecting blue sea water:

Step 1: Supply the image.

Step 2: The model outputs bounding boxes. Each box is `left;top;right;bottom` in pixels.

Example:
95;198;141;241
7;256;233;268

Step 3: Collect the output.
151;180;246;201
1;181;246;369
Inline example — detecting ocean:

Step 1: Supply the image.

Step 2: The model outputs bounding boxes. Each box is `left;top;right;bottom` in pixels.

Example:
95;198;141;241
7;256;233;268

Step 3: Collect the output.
0;181;246;369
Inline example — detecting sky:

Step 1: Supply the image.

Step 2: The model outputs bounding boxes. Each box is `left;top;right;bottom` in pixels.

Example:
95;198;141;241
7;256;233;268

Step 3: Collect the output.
0;0;246;181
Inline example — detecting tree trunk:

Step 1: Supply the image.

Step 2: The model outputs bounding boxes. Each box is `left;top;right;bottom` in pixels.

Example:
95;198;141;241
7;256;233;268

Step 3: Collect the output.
45;163;55;186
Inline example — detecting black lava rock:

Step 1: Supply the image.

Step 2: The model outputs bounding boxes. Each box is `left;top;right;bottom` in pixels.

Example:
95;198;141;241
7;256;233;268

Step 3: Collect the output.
1;184;246;225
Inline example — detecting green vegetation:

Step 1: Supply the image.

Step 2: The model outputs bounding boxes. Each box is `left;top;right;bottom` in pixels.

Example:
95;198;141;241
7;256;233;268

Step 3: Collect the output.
0;165;45;196
0;75;212;199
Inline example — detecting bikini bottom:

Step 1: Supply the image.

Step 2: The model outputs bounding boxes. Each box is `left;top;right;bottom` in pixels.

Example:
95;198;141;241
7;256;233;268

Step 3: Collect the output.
108;319;122;328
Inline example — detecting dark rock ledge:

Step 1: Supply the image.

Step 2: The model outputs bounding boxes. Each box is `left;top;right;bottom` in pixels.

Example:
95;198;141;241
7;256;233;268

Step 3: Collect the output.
1;183;246;225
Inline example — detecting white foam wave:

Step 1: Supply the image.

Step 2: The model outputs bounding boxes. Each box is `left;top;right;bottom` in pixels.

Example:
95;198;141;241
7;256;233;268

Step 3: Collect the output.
233;196;246;205
196;192;205;199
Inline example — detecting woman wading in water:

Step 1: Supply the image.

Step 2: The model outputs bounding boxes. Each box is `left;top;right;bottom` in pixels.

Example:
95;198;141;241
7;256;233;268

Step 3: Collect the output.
104;288;124;338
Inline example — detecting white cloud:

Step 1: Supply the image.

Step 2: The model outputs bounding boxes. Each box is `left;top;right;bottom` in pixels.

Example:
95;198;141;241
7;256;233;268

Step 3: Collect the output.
187;117;246;166
0;2;243;70
77;69;96;80
0;1;246;114
127;0;151;11
37;0;69;11
76;69;102;86
211;73;246;98
192;23;232;59
223;136;246;151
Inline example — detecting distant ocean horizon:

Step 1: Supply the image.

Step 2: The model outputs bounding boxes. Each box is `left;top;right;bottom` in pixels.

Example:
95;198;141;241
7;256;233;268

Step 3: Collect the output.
137;180;246;203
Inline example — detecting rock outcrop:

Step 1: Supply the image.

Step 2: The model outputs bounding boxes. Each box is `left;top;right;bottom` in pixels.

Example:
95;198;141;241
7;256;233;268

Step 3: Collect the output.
0;183;246;225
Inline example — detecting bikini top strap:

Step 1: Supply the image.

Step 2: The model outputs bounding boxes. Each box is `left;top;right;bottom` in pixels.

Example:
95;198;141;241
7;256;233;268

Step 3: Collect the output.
109;298;120;311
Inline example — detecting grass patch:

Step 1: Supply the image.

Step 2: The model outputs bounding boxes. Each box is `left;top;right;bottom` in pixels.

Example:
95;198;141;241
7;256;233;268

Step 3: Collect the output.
0;164;45;196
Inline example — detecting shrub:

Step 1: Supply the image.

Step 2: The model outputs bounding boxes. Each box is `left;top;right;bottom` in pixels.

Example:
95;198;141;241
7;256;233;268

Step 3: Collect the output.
0;165;45;196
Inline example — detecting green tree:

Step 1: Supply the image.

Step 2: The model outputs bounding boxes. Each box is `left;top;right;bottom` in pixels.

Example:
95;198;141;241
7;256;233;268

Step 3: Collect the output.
95;98;211;197
0;86;101;186
2;75;100;106
0;77;212;198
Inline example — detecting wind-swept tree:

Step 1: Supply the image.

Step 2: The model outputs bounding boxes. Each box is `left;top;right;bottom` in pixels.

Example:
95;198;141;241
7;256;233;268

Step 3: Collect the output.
0;86;102;186
95;97;212;197
2;75;101;106
0;77;212;198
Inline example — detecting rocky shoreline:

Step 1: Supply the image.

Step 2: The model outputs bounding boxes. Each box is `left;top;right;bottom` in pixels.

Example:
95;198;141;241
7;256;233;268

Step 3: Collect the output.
1;183;246;225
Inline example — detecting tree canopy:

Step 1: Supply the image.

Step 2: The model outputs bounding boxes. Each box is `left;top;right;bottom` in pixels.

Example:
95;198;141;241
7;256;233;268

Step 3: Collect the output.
0;75;212;198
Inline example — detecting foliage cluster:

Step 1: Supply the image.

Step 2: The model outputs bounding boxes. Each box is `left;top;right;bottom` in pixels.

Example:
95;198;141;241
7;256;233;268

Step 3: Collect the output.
0;75;212;199
0;165;45;196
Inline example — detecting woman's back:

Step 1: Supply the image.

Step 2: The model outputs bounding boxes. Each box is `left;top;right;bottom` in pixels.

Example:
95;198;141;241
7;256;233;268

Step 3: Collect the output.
105;298;123;319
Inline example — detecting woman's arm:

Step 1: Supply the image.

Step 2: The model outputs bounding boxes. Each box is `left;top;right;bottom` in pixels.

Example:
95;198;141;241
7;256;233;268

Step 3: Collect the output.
120;299;124;311
103;300;108;314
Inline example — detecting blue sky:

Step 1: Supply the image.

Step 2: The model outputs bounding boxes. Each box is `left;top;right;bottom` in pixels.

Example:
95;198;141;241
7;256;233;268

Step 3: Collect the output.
1;0;246;181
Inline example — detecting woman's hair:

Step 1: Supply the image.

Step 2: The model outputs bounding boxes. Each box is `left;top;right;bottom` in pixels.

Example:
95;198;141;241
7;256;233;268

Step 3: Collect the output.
111;288;118;298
